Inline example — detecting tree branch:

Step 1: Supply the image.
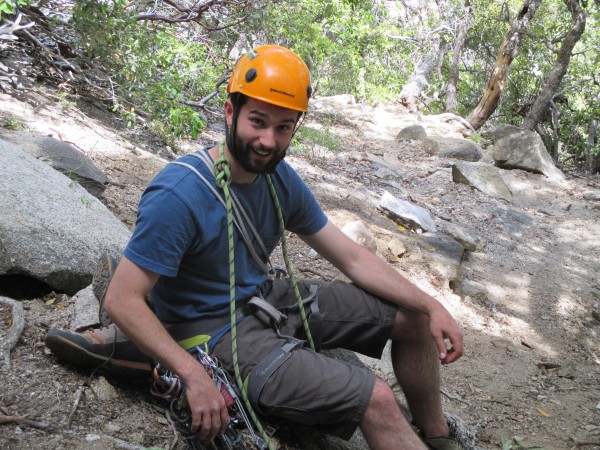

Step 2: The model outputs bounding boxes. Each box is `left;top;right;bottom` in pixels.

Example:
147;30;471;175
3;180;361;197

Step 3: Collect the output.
0;12;35;41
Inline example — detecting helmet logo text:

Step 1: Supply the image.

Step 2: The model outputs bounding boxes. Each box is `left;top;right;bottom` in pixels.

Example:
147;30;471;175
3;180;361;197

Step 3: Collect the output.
270;87;295;98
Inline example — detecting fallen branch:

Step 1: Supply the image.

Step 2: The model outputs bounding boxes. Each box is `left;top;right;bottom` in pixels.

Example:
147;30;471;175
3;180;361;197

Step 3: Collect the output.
85;433;146;450
0;414;55;431
0;13;35;41
440;388;473;407
428;112;477;134
0;296;25;369
67;385;86;428
570;442;600;449
17;28;81;73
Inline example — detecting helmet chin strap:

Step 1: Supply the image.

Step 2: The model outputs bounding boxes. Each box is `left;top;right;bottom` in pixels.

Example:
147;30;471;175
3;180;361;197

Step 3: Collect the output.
225;99;241;163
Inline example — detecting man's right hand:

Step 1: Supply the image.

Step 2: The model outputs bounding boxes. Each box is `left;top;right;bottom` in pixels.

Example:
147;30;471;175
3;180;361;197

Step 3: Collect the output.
184;367;230;441
102;257;230;441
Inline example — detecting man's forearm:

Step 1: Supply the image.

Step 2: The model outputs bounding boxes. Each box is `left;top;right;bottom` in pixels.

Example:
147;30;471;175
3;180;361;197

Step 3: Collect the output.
106;294;204;381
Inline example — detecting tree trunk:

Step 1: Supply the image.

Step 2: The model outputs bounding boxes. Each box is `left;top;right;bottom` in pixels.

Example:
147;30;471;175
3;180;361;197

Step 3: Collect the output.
522;0;586;131
549;101;561;160
466;0;542;130
585;119;598;174
398;43;441;110
445;0;472;113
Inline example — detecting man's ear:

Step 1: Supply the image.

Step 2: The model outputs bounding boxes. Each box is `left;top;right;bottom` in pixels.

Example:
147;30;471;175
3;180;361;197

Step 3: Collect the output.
224;100;234;127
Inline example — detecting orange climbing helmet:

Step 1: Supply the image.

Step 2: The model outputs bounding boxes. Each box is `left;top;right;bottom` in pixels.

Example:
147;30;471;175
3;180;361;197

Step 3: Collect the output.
227;45;312;112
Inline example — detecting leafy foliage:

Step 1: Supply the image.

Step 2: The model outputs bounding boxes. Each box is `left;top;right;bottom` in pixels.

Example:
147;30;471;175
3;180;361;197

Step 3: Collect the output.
67;0;599;171
71;0;218;141
0;0;30;20
239;0;413;103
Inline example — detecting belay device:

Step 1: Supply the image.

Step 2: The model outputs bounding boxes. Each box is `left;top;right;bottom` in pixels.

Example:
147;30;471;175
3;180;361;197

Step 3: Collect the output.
150;345;267;450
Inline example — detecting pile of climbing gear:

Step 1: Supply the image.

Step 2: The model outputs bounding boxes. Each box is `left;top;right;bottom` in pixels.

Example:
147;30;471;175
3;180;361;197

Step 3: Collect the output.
151;345;267;450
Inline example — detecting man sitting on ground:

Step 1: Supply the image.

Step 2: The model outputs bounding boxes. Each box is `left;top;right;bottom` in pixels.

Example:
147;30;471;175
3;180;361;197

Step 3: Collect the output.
46;44;465;450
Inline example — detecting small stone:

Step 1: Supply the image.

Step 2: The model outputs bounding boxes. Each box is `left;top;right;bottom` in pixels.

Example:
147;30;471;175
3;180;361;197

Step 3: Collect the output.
104;423;121;433
91;376;120;401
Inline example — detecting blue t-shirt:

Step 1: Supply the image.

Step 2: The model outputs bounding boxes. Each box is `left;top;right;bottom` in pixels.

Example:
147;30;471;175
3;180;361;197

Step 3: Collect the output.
124;148;328;323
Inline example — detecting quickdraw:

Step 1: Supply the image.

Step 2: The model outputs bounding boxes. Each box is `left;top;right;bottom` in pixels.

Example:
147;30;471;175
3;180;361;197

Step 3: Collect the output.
150;346;267;450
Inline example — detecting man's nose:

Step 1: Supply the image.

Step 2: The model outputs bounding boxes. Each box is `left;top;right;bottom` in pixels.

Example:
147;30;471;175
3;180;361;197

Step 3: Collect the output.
258;127;276;149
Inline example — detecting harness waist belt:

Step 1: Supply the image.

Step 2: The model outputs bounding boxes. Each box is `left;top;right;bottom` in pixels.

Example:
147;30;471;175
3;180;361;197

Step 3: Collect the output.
165;307;246;350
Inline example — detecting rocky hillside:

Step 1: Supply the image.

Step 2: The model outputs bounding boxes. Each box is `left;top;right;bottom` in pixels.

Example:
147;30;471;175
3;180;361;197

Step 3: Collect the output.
1;8;600;450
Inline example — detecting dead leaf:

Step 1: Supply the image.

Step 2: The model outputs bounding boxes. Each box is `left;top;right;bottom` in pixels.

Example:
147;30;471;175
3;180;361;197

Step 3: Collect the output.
535;406;551;417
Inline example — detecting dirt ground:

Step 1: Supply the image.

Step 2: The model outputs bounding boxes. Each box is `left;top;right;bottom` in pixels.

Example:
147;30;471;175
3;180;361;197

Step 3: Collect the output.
1;29;600;450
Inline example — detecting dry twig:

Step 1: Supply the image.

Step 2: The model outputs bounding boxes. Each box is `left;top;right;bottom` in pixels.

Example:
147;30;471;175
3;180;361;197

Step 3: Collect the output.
570;442;600;449
0;414;55;431
440;388;473;407
165;409;179;450
66;385;86;428
149;404;180;449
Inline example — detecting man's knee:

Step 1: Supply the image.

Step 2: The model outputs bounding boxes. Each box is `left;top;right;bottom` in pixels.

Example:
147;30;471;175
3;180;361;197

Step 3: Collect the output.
362;377;414;431
389;308;430;342
366;377;399;414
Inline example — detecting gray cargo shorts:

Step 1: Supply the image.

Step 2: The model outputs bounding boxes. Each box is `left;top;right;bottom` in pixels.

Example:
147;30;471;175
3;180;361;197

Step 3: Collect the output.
211;279;398;440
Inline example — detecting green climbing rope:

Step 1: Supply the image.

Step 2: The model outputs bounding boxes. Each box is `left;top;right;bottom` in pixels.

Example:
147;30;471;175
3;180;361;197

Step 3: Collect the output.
265;174;315;351
214;142;318;449
214;144;274;450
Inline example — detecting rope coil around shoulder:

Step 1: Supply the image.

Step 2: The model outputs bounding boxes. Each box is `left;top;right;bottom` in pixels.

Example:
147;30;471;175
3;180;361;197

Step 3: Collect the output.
172;154;271;275
212;141;318;449
214;143;272;450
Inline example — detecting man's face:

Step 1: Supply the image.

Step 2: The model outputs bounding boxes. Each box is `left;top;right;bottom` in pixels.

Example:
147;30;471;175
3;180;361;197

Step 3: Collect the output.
226;97;299;174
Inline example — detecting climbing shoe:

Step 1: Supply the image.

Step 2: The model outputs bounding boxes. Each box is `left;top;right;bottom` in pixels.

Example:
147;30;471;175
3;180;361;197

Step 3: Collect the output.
45;324;152;378
425;436;466;450
92;253;118;327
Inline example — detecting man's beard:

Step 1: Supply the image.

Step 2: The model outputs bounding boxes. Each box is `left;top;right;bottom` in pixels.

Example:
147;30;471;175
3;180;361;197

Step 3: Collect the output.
226;127;287;174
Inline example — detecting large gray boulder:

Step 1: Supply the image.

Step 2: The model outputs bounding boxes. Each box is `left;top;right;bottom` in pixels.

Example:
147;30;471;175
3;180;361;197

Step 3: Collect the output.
0;130;108;198
0;139;130;295
423;135;482;162
378;191;437;233
396;124;427;141
452;161;513;202
490;125;565;180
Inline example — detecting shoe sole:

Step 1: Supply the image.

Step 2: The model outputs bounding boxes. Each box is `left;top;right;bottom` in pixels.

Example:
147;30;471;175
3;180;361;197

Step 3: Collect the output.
92;254;117;327
45;333;151;378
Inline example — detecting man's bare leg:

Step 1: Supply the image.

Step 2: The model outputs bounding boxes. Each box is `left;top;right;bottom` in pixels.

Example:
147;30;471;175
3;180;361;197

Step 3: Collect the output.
360;377;427;449
390;309;450;438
